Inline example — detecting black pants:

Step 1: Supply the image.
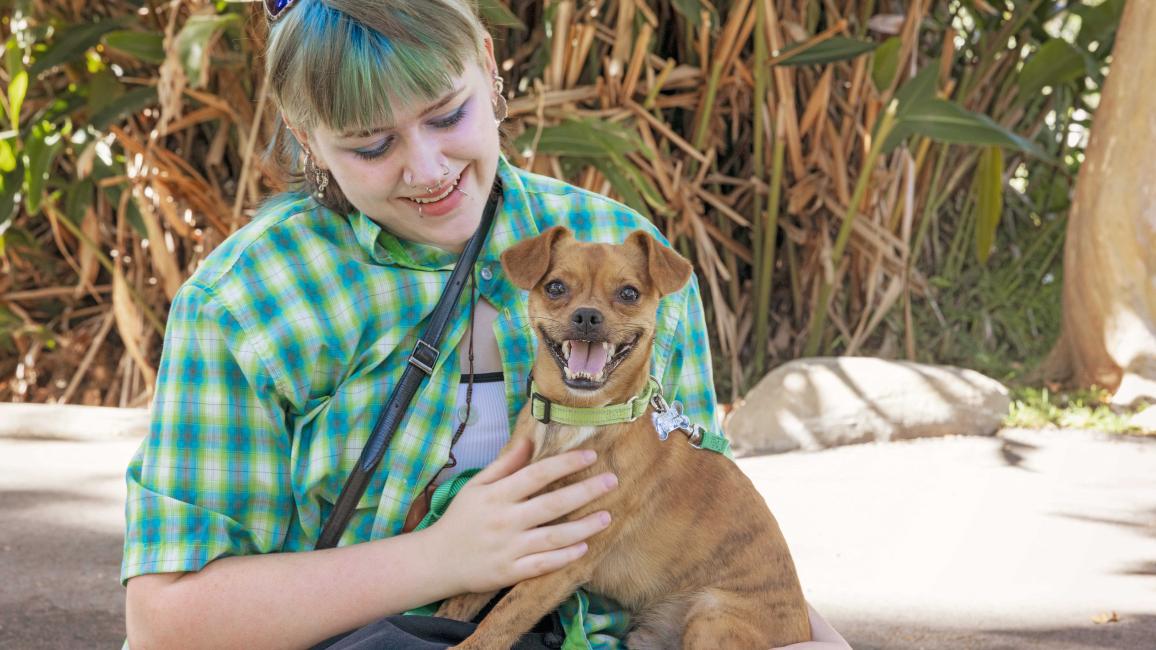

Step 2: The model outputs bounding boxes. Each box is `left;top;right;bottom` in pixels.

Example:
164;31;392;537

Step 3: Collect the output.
310;614;565;649
312;592;565;650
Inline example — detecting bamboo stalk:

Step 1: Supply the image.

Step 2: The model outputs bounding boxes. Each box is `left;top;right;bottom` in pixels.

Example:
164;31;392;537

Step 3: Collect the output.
754;105;786;382
804;99;899;357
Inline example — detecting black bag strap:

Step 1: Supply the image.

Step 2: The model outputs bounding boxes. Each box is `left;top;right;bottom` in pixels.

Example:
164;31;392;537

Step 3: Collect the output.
315;180;503;550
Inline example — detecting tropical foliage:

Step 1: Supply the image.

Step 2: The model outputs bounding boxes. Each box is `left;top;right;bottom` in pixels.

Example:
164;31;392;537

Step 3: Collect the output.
0;0;1125;404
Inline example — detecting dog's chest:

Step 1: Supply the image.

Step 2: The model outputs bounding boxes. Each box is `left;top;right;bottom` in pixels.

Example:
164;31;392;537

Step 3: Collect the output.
530;421;600;459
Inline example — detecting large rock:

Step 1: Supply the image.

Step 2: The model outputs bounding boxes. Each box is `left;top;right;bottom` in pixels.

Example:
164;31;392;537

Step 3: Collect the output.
725;357;1010;455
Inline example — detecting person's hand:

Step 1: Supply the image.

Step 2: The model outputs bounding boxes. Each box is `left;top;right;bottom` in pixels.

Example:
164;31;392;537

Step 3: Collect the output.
429;437;617;595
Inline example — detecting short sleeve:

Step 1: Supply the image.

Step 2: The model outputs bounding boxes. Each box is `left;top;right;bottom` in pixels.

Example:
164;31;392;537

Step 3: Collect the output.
122;283;293;584
655;275;723;447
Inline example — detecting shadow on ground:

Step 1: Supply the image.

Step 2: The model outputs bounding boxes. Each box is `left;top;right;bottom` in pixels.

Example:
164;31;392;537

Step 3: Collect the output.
843;614;1156;650
0;489;126;649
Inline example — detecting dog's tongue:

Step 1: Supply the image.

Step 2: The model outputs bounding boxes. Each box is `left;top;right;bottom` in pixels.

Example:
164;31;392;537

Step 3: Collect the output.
567;340;608;375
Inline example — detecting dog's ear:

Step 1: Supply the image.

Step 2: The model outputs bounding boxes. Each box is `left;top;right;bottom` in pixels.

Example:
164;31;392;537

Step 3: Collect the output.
501;226;573;290
627;230;693;296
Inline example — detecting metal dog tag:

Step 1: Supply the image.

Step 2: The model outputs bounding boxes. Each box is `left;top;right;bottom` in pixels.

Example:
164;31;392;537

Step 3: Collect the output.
652;400;692;441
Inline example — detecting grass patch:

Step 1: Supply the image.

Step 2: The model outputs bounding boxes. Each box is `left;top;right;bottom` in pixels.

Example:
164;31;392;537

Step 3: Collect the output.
1005;386;1154;435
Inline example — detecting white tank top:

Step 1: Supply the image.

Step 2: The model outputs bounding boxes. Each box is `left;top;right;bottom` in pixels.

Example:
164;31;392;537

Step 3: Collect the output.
434;373;511;484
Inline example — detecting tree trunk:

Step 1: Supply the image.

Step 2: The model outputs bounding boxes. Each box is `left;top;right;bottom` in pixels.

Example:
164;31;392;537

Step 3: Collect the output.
1050;0;1156;405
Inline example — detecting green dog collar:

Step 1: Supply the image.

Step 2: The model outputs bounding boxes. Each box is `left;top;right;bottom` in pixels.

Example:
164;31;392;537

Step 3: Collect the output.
528;376;659;427
525;376;729;455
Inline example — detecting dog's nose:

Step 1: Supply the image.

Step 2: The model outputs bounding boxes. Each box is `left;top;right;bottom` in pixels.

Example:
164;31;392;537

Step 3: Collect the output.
571;308;604;332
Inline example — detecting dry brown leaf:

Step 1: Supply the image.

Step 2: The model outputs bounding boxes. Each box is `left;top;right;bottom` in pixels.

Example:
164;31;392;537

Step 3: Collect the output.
1091;611;1120;624
112;265;157;387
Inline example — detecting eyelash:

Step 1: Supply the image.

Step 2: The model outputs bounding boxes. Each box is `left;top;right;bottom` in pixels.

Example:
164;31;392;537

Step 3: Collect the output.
353;101;470;161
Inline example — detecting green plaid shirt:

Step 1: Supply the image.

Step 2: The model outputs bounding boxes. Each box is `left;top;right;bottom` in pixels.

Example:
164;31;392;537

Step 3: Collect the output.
123;157;720;645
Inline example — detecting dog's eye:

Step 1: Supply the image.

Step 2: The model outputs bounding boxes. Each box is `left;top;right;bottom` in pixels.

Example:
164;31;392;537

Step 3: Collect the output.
619;286;640;303
545;280;567;297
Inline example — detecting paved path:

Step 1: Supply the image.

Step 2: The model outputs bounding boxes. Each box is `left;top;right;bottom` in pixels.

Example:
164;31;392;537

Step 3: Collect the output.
1;427;1154;648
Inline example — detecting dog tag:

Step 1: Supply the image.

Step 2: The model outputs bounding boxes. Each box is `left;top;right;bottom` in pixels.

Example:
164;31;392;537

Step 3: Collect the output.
652;400;692;441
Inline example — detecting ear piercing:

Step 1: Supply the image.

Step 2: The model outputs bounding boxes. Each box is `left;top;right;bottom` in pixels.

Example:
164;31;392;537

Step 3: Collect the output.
303;149;329;199
492;73;508;125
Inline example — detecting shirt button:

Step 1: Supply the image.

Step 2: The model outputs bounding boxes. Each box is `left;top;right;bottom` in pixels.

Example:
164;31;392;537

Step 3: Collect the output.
480;266;494;281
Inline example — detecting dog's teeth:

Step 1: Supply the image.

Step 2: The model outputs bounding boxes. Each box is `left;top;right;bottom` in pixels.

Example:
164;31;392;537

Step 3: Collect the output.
562;341;571;360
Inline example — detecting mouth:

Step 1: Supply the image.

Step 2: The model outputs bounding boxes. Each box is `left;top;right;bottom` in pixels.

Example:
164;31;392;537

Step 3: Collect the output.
403;166;468;218
540;327;642;390
409;172;461;203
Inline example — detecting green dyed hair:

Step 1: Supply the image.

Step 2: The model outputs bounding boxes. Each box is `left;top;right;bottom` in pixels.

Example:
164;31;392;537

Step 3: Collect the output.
264;0;490;213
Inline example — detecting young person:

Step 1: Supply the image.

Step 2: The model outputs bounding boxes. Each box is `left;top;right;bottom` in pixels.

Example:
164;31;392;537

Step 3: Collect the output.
122;2;849;648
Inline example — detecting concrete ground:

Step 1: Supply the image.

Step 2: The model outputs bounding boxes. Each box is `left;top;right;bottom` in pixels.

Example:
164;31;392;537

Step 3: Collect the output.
1;424;1153;649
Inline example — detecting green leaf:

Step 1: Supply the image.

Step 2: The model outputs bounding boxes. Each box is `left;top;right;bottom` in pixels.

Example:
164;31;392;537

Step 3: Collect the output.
0;138;15;173
0;160;25;229
776;37;878;67
6;37;26;128
893;61;941;116
670;0;705;26
1019;40;1088;100
87;69;124;115
884;98;1036;154
22;121;65;215
477;0;526;30
871;37;902;92
1072;0;1125;49
176;13;242;88
974;146;1004;265
516;119;640;158
6;70;27;129
104;30;165;64
28;20;128;79
590;158;651;220
90;85;158;130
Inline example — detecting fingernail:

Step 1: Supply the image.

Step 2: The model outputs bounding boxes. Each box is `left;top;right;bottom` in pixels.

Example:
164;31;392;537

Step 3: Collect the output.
602;473;618;489
599;511;612;526
576;542;589;555
582;450;597;464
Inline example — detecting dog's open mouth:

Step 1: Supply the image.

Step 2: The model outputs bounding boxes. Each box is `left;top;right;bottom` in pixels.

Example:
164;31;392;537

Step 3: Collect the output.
541;329;641;389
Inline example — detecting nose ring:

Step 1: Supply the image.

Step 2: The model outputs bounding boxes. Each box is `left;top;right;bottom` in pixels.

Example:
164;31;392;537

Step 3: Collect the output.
441;163;450;176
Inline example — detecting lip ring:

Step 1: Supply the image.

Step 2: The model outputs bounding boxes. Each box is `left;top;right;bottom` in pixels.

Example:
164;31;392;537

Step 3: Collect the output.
410;173;460;203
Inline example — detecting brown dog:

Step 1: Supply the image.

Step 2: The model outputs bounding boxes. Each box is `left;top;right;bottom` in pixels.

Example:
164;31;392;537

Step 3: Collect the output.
436;226;810;649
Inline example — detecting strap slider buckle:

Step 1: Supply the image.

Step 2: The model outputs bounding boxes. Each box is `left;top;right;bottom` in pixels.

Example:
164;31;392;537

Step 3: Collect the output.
408;340;440;374
531;392;552;424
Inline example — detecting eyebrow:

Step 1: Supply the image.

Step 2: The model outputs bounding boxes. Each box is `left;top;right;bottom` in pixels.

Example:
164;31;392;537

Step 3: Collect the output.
339;87;465;139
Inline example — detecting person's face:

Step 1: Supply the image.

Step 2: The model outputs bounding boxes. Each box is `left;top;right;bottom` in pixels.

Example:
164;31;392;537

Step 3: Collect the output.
304;55;501;253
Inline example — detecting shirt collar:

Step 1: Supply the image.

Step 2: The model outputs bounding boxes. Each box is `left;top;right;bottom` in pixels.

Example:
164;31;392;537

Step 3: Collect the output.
349;156;539;272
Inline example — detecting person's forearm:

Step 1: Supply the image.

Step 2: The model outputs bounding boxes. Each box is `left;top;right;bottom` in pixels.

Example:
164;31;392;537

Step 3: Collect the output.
126;526;456;650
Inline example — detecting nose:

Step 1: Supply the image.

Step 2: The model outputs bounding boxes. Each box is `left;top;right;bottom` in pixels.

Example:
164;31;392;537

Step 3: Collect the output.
571;308;603;334
400;138;448;193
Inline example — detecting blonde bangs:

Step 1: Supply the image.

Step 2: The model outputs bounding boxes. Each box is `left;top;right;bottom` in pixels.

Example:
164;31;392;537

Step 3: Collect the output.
267;0;486;132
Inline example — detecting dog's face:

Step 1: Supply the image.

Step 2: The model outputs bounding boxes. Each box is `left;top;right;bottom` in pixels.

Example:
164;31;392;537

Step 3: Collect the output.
500;227;693;400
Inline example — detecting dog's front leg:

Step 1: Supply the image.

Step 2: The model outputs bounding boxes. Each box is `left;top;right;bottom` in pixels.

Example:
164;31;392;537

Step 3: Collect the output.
454;563;591;650
436;589;499;622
